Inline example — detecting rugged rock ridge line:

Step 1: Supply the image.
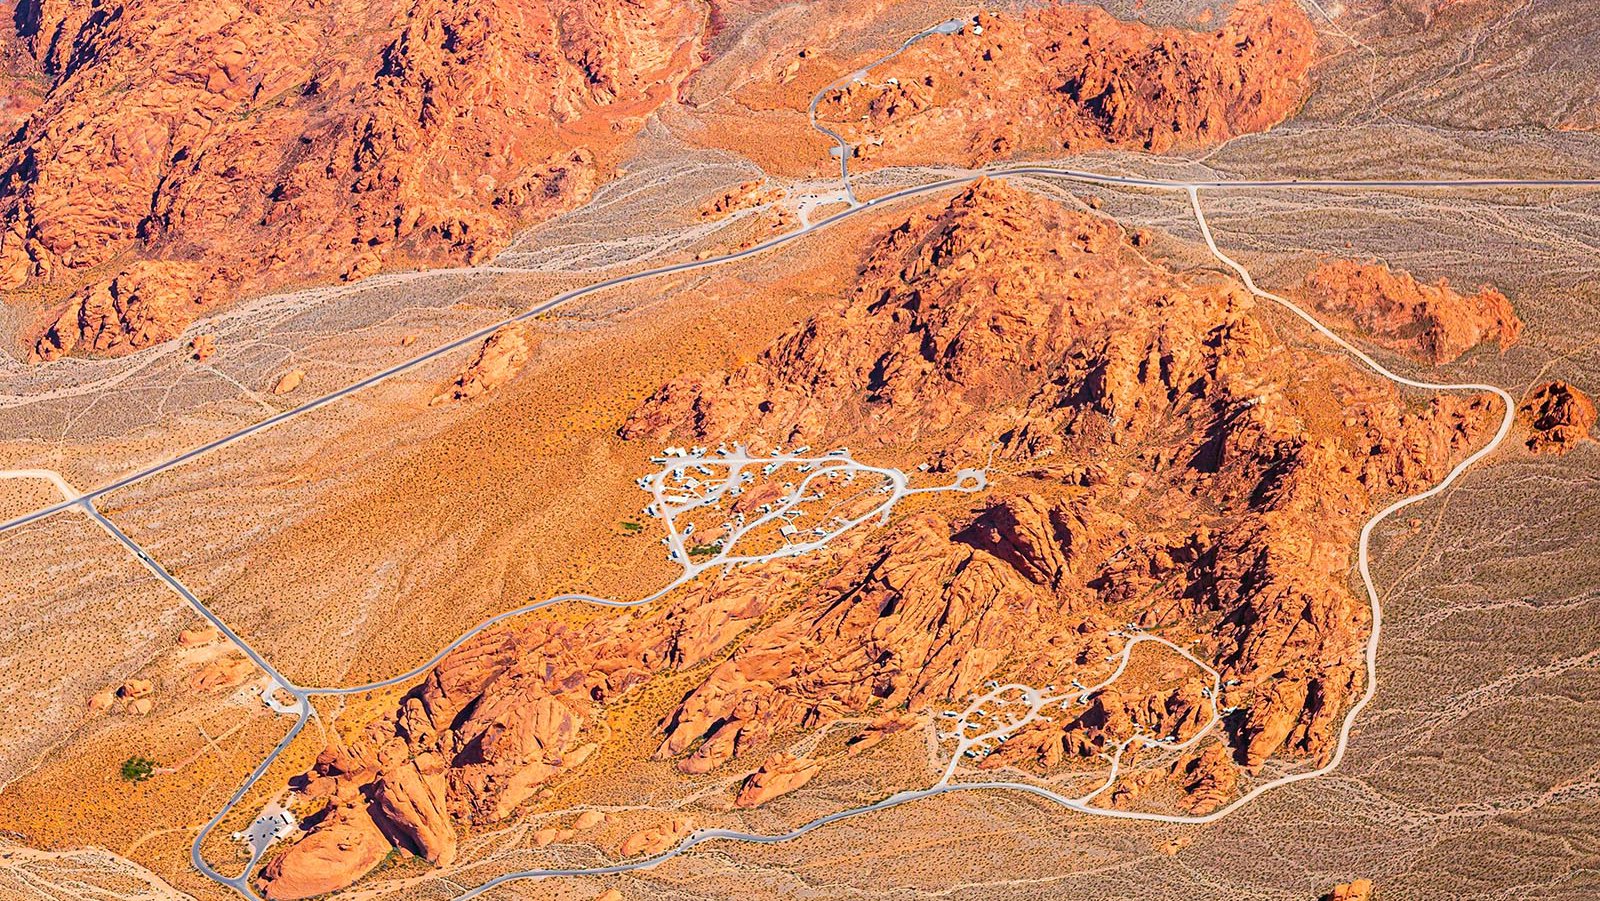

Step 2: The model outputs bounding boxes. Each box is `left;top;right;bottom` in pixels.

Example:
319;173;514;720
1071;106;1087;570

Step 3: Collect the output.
813;0;1317;166
4;0;701;360
259;181;1495;898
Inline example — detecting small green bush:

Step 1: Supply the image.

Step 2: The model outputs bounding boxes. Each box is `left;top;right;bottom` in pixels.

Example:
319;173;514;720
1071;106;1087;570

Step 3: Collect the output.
120;756;158;783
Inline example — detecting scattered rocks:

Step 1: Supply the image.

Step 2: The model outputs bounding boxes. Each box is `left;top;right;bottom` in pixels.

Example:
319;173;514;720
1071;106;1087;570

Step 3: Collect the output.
699;181;783;220
1517;380;1597;454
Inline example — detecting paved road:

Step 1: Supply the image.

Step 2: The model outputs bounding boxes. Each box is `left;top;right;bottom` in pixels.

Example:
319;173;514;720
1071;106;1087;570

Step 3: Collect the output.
806;17;966;204
2;164;1593;540
355;181;1527;901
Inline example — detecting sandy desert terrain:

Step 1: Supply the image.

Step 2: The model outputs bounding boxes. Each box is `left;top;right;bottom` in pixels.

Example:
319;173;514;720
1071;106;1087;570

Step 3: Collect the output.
2;2;1598;901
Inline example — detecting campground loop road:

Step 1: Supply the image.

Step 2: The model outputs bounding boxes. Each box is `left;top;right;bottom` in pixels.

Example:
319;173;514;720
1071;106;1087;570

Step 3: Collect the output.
3;14;1588;892
1;163;1572;899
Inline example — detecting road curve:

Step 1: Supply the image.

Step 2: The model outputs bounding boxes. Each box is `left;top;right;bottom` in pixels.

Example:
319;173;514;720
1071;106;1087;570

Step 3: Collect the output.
1;164;1590;539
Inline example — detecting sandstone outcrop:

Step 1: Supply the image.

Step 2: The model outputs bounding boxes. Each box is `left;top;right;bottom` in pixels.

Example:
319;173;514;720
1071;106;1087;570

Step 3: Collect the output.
619;816;692;857
179;624;221;647
259;802;390;901
1327;879;1375;901
1302;261;1522;364
813;1;1316;167
6;0;702;358
261;550;818;895
631;180;1494;796
432;323;539;404
735;753;822;807
1517;380;1596;454
699;181;783;220
190;334;217;362
266;182;1497;886
189;655;256;693
371;751;456;865
31;263;223;361
271;369;306;396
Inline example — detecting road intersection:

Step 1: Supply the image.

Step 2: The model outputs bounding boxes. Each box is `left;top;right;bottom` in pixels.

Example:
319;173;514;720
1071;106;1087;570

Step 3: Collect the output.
0;11;1577;898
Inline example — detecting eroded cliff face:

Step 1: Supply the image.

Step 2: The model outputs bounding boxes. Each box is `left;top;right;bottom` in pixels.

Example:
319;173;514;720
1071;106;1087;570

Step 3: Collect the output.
812;0;1317;166
4;0;701;359
259;182;1496;897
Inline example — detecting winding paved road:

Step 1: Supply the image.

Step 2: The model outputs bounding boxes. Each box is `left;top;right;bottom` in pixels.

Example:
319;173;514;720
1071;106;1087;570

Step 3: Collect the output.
1;166;1590;539
2;15;1587;895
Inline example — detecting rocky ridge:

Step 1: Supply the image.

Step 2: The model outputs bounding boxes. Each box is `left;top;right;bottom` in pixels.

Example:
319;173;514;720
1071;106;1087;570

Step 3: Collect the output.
1301;260;1522;364
4;0;702;359
431;322;540;404
813;1;1317;166
258;181;1496;897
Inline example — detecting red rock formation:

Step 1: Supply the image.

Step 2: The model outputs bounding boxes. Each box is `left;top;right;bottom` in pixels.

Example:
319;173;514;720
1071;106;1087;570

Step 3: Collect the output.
1301;261;1522;364
371;751;456;865
699;180;783;220
735;753;822;807
813;1;1316;167
5;0;702;358
1327;879;1375;901
1173;743;1238;814
31;263;224;361
271;369;306;396
431;323;539;404
267;181;1498;885
190;334;217;362
188;655;256;693
619;816;692;857
632;180;1495;791
1517;380;1597;454
259;803;391;901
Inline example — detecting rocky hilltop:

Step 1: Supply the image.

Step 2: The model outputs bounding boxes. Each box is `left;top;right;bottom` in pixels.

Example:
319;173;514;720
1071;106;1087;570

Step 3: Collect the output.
813;0;1317;166
3;0;702;360
629;180;1495;778
257;182;1496;898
